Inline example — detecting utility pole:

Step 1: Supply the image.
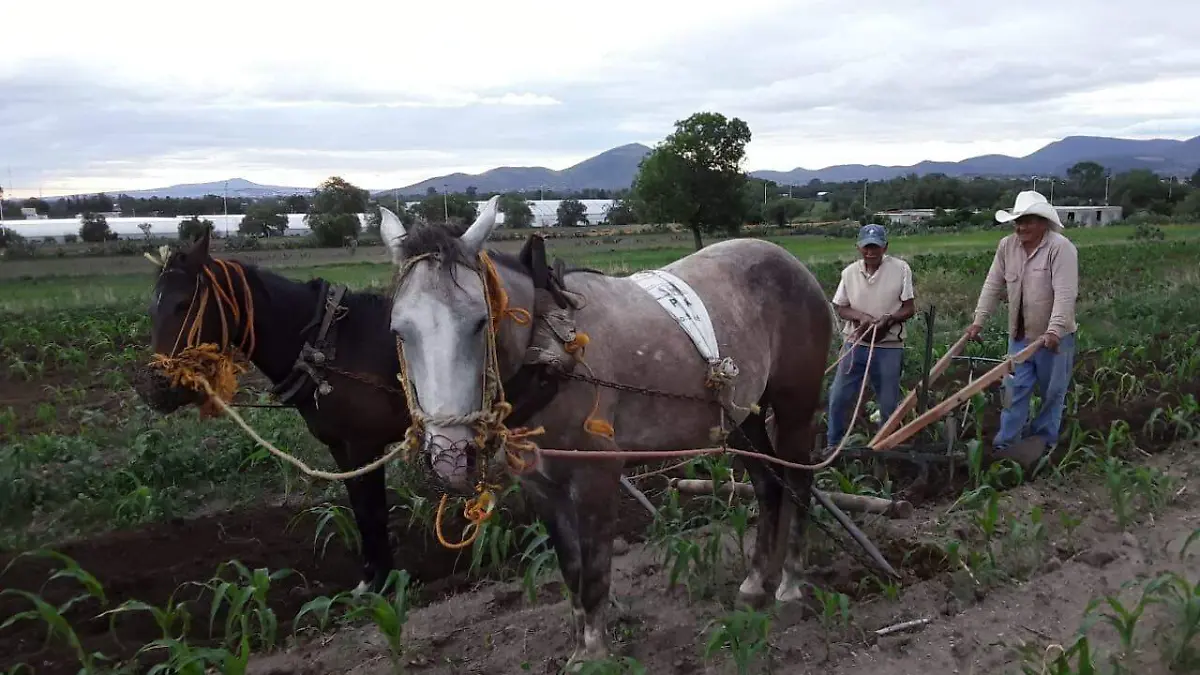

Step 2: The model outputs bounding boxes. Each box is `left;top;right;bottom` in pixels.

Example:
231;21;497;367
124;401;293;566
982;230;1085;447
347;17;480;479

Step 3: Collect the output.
1104;174;1111;205
395;189;400;213
443;184;449;222
863;180;868;209
223;180;229;236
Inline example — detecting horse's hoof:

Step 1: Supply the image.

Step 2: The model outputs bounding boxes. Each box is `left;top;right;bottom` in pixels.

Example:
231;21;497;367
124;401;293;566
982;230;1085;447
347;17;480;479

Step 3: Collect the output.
565;645;611;672
774;575;807;603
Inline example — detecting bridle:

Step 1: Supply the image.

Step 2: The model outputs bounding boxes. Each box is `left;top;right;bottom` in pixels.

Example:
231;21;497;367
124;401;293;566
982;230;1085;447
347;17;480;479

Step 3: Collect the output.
148;256;258;418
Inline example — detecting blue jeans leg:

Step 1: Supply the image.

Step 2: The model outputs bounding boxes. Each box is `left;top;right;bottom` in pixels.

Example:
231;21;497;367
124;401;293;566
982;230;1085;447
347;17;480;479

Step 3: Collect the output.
993;334;1076;448
995;338;1037;448
868;347;904;424
1029;333;1075;446
826;344;867;447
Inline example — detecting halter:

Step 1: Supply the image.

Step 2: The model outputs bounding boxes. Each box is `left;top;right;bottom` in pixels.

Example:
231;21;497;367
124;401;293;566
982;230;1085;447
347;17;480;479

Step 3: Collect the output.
391;249;554;548
148;257;258;418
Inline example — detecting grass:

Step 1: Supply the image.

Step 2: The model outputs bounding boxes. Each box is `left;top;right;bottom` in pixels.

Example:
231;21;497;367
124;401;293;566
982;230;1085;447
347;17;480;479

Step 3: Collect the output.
2;224;1200;672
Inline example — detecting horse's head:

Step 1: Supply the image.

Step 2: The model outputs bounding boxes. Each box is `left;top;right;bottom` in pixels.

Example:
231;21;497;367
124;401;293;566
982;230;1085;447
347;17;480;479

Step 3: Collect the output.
382;196;531;493
135;230;231;413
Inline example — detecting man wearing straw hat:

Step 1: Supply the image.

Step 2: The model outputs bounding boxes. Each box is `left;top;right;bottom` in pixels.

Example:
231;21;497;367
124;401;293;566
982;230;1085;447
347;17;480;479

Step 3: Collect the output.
825;223;916;451
966;190;1079;458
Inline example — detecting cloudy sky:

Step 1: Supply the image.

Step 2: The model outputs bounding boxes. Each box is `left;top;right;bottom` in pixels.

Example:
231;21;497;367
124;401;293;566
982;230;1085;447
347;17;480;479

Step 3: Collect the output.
3;0;1199;197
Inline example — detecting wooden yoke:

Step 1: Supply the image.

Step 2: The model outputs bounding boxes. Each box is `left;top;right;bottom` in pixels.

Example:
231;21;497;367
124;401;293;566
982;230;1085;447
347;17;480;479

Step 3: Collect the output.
869;332;970;447
871;337;1045;452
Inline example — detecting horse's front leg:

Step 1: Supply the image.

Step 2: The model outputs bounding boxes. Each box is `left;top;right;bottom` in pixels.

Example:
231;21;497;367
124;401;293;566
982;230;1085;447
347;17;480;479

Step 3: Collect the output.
335;442;394;592
521;457;623;667
733;415;785;604
519;472;585;646
567;459;624;664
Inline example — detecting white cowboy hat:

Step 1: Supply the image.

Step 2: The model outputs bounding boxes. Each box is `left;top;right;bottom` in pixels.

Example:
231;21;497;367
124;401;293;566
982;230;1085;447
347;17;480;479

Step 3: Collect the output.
995;190;1063;231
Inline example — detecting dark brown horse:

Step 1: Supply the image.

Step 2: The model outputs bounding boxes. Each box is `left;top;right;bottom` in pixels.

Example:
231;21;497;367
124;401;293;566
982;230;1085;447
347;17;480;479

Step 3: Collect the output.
136;231;410;592
135;229;597;593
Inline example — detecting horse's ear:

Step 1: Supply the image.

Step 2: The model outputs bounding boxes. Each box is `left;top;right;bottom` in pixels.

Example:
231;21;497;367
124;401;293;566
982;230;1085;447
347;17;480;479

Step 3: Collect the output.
519;234;550;290
460;195;501;254
182;229;211;273
379;207;407;264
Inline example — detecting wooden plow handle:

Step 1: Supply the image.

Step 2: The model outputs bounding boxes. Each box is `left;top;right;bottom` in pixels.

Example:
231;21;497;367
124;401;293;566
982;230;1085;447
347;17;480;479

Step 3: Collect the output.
870;337;1045;452
869;332;970;447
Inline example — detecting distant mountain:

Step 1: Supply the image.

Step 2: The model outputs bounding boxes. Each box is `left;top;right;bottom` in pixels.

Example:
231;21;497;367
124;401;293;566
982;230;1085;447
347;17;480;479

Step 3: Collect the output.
96;178;311;200
751;135;1200;185
387;143;653;195
48;134;1200;201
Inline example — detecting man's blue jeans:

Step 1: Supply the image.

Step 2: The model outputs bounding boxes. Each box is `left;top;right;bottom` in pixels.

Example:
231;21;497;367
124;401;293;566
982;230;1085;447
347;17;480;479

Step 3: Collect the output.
994;332;1076;449
827;344;903;447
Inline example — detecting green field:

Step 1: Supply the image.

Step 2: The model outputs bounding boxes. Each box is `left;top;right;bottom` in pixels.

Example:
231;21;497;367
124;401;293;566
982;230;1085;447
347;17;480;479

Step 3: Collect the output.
1;224;1199;673
3;224;1197;313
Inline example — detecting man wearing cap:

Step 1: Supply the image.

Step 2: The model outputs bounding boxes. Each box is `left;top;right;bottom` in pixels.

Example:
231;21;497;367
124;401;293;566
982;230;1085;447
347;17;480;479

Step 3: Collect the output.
825;223;916;450
966;190;1079;455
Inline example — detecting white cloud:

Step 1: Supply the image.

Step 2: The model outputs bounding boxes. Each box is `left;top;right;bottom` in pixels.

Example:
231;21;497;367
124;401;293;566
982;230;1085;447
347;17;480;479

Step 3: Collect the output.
2;0;1198;197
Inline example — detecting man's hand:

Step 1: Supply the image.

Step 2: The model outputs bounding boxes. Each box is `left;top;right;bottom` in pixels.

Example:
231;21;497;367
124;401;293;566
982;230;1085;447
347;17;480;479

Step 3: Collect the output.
873;313;894;333
965;324;984;342
849;314;877;340
1041;332;1060;352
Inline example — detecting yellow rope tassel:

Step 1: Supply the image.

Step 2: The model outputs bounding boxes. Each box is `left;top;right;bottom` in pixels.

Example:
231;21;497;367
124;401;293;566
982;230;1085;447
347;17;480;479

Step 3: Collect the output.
150;344;246;419
434;487;497;550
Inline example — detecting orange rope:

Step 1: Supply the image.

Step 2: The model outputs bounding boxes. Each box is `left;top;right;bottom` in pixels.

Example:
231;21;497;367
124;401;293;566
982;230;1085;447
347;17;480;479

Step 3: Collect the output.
149;258;258;418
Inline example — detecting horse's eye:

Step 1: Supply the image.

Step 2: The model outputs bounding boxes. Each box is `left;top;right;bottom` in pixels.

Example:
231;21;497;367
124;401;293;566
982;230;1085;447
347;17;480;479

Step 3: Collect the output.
474;317;488;334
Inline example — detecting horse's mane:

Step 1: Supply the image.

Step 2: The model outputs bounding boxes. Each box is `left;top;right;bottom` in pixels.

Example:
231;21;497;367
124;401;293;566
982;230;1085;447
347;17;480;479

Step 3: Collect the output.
392;221;530;282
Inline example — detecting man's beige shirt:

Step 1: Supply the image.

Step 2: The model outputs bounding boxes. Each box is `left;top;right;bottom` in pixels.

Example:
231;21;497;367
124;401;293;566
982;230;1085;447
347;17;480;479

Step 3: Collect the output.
973;230;1079;339
832;255;915;348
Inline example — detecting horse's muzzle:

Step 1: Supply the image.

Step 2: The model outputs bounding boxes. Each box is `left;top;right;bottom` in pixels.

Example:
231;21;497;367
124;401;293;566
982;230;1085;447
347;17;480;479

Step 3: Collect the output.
132;364;202;414
423;434;478;496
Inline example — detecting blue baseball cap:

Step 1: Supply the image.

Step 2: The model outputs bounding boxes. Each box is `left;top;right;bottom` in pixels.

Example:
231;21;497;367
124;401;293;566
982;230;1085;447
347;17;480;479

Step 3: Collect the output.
857;224;887;248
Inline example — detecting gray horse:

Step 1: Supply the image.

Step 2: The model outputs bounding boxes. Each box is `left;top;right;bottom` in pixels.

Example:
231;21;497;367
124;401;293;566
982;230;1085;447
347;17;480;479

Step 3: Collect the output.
380;197;832;665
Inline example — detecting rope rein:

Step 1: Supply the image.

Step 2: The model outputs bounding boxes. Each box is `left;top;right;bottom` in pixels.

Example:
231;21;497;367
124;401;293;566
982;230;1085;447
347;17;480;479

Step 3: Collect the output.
153;248;894;554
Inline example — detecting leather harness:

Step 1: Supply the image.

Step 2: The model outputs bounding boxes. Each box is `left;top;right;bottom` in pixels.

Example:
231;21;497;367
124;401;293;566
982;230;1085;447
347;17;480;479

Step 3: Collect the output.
270;280;349;405
268;235;587;430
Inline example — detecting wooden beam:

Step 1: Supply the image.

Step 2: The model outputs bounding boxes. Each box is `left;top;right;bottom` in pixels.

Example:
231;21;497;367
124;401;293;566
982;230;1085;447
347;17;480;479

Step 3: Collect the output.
869;332;970;447
667;478;914;519
871;338;1045;452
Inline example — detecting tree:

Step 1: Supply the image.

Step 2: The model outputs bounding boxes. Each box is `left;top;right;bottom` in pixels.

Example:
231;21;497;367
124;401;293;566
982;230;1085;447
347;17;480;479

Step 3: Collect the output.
178;216;215;241
137;222;153;239
0;226;23;249
1175;189;1200;220
556;198;589;227
412;192;478;225
79;213;116;242
239;201;289;237
632;111;752;250
764;198;810;226
498;193;534;228
603;198;638;226
306;176;368;247
1066;161;1107;202
1189;167;1200;188
285;194;310;213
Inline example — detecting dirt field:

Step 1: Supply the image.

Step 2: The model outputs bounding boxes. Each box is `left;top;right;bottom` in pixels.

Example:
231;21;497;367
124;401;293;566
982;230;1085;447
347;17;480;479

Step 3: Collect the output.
245;443;1199;675
2;232;1198;674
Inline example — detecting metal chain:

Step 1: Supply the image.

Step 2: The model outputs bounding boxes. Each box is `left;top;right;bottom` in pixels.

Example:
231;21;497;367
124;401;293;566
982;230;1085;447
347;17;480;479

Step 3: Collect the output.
560;370;716;404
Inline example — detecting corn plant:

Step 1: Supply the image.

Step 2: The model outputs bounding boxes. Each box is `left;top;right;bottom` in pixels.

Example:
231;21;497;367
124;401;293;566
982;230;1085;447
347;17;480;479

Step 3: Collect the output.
200;560;295;652
702;607;773;675
0;550;110;673
518;521;558;604
342;569;415;671
1142;571;1200;670
287;503;362;559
